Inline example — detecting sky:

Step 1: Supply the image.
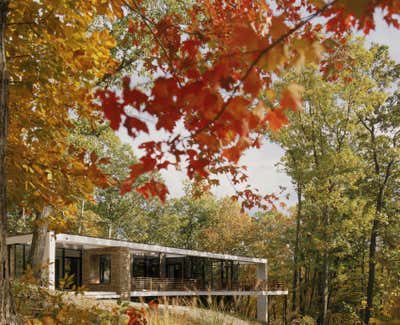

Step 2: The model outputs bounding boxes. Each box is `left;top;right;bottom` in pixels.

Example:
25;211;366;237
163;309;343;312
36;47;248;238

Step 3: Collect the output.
118;12;400;211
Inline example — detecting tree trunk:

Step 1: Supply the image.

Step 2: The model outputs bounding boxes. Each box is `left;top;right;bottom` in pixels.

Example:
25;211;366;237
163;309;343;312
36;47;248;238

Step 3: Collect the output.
292;183;302;312
365;192;383;324
108;223;112;239
0;0;20;322
318;207;330;325
29;207;51;281
78;200;85;234
319;254;329;325
299;264;305;314
309;267;317;311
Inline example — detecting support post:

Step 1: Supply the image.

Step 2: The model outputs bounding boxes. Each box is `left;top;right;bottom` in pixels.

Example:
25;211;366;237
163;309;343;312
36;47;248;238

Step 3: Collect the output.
116;248;131;300
256;261;268;324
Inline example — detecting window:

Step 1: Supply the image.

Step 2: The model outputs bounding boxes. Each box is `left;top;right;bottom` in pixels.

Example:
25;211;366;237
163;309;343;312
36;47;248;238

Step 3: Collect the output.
14;244;30;278
132;257;146;277
55;248;82;289
15;244;24;277
99;255;111;284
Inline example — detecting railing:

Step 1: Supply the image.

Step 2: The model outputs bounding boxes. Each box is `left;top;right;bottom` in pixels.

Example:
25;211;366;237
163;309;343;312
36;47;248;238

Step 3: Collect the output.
131;277;287;292
268;281;287;291
132;277;198;291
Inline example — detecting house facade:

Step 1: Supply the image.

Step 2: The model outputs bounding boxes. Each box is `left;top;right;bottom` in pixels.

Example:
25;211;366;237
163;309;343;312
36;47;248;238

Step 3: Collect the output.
6;232;288;323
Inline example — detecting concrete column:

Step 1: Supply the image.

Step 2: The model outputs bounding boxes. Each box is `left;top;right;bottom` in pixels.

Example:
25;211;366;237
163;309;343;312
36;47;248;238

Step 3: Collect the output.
256;262;268;324
43;231;56;290
116;248;131;300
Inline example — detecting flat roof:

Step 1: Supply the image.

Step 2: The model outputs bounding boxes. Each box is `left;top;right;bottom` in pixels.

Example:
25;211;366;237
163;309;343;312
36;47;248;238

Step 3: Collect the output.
6;232;266;264
56;233;267;264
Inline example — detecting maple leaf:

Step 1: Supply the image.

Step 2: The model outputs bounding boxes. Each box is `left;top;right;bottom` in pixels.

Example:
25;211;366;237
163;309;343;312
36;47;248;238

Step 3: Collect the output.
124;116;149;136
123;83;148;108
136;180;169;202
270;15;290;40
280;83;304;111
152;78;178;99
265;108;289;131
96;90;122;130
243;68;262;97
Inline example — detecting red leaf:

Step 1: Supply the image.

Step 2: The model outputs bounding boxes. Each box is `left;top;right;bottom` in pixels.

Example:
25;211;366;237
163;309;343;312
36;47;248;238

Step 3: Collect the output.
124;116;149;136
136;180;169;202
121;179;133;195
153;78;178;99
97;90;122;130
127;20;135;33
123;88;148;108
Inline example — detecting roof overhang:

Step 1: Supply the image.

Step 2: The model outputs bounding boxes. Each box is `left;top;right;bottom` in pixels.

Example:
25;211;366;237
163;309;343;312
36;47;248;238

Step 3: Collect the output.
6;233;267;264
56;233;267;264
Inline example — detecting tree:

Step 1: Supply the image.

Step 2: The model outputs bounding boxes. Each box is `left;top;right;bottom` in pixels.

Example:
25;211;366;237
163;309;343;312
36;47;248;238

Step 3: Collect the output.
344;44;400;324
273;41;400;324
0;1;18;323
70;120;153;239
274;63;367;324
0;1;120;322
1;0;400;322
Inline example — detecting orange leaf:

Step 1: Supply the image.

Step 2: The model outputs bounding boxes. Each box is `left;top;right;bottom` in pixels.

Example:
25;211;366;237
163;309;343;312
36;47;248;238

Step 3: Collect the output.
270;15;289;40
280;83;304;111
243;68;262;97
265;108;288;131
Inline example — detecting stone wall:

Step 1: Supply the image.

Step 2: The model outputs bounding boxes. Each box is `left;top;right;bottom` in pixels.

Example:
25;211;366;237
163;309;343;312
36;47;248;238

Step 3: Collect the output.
82;246;131;299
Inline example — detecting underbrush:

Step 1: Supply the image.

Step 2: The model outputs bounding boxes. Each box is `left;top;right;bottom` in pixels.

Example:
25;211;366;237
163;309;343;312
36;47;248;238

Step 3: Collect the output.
14;284;133;324
11;278;256;324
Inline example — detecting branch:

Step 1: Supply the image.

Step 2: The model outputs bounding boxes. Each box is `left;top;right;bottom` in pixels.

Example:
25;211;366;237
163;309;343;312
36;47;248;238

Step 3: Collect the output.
192;0;339;137
121;0;181;86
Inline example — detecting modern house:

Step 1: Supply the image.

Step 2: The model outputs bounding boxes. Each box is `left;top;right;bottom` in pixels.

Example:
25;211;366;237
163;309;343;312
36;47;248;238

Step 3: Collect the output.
6;232;288;323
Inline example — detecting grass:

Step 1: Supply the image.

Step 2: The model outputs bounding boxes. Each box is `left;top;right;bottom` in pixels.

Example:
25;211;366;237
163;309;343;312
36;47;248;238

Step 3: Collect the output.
12;277;260;324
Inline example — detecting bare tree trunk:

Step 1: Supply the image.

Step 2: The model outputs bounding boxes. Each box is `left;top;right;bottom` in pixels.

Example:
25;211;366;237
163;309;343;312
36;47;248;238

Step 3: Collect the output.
299;264;305;314
78;200;85;234
318;208;330;325
21;208;26;231
320;254;329;325
29;207;51;281
365;192;383;324
108;223;112;239
292;182;302;312
0;1;21;322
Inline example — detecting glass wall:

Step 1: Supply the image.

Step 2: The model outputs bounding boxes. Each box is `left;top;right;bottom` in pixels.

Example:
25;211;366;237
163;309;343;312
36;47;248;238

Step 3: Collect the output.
8;244;31;278
131;255;160;277
55;248;82;289
130;253;241;290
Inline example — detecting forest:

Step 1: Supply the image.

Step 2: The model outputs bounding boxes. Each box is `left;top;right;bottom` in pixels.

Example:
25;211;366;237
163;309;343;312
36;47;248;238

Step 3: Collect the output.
0;0;399;324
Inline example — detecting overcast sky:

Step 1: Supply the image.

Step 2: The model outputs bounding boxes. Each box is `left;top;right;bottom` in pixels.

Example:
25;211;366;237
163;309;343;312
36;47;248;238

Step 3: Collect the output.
118;12;400;211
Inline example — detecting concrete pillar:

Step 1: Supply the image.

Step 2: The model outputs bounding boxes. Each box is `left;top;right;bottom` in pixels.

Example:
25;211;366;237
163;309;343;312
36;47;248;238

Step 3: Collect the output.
116;248;131;300
43;231;56;290
256;262;268;324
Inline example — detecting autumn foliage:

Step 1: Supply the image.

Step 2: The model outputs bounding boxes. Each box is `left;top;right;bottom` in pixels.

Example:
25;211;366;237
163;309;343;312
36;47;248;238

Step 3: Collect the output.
96;0;400;208
7;0;118;213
